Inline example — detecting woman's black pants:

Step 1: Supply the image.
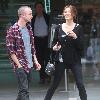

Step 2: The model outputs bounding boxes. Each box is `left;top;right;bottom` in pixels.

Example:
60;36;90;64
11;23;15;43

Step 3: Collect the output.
44;62;87;100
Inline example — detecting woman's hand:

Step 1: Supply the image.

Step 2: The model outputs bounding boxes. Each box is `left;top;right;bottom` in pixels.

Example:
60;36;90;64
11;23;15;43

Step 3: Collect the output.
53;42;61;51
68;31;77;39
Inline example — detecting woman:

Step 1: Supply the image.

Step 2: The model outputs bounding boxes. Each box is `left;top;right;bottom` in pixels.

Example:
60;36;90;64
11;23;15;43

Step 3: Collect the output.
44;5;87;100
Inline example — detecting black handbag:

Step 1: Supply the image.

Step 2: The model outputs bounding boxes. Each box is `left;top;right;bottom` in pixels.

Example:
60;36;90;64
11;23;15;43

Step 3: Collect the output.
45;61;55;76
45;51;55;76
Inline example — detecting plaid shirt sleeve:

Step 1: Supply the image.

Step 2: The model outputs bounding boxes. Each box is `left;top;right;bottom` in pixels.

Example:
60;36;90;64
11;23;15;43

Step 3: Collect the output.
6;26;16;55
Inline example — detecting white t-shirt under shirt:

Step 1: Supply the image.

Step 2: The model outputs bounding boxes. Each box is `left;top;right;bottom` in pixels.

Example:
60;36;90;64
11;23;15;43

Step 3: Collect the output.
20;27;33;68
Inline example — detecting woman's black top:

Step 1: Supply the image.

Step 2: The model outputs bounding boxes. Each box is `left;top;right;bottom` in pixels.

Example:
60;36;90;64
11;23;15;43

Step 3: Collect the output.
52;24;84;64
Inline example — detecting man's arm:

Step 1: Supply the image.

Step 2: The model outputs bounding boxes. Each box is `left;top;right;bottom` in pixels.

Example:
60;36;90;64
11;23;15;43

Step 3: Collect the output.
6;26;22;68
31;38;41;70
33;54;41;70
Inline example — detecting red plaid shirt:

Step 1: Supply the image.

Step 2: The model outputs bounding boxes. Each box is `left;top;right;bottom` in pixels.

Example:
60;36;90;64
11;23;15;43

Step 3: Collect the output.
6;22;36;73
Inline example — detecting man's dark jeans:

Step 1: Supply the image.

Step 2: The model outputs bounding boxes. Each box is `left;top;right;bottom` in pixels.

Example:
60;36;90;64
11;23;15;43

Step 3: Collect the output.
15;68;32;100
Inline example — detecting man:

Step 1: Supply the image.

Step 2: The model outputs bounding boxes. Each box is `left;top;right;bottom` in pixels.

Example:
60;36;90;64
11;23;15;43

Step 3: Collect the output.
6;6;41;100
31;2;50;84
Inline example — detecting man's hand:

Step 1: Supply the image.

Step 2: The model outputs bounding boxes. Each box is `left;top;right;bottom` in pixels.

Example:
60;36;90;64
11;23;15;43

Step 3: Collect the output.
33;54;41;70
34;61;41;70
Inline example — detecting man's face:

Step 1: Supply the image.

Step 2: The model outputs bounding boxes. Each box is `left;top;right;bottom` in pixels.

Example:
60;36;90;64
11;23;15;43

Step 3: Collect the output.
23;8;33;22
35;4;43;15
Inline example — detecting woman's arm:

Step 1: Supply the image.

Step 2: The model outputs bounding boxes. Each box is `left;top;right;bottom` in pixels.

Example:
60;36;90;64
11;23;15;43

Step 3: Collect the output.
52;25;61;51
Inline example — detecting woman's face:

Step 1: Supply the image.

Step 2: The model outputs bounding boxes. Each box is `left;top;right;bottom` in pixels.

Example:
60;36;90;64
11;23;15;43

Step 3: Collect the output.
63;7;74;20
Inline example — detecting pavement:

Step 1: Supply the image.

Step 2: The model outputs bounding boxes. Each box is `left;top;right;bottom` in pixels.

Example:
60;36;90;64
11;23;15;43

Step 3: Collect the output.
0;80;100;100
0;60;100;100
